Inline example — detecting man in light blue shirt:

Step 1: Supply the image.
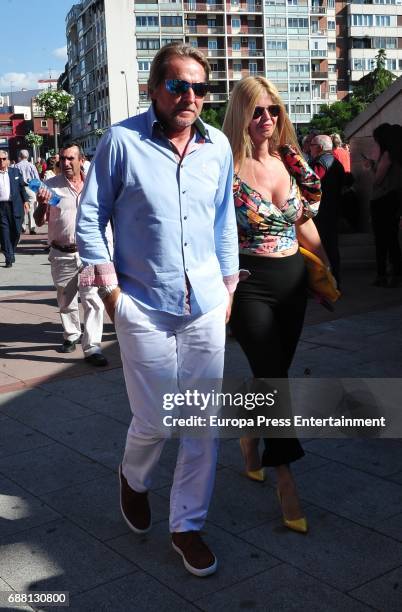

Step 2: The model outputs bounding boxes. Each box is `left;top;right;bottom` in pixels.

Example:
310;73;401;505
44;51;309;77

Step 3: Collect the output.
16;149;39;234
76;43;238;577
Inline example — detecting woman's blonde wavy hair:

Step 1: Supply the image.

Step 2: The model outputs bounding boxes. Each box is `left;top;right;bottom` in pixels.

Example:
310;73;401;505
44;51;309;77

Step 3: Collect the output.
222;76;300;172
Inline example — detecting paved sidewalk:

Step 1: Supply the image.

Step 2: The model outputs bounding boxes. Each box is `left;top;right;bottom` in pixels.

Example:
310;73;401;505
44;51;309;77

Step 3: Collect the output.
1;231;402;611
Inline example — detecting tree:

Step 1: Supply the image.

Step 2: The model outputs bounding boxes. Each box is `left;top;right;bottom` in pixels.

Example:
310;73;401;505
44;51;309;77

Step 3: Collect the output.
305;97;365;138
35;89;75;153
25;131;43;162
201;102;228;130
353;49;396;104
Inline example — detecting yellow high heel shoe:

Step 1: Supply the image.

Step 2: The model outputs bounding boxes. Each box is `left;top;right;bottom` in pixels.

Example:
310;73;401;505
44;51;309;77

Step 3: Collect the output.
277;489;308;534
239;439;266;483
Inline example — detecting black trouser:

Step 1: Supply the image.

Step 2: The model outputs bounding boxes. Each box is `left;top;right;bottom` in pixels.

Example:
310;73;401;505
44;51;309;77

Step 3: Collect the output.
0;201;19;264
370;193;402;278
230;252;306;467
314;217;340;287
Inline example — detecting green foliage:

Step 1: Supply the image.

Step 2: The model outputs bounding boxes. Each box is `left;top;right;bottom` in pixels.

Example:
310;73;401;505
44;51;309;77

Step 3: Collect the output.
201;102;227;130
35;89;75;122
353;49;396;104
306;98;365;138
25;131;43;147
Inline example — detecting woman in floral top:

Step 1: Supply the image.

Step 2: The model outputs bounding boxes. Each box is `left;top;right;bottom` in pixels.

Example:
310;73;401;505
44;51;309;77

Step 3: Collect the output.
223;76;329;534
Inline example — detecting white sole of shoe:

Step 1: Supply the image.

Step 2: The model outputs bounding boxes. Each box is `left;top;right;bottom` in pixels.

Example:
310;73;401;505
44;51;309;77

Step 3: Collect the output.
118;465;152;534
172;541;218;577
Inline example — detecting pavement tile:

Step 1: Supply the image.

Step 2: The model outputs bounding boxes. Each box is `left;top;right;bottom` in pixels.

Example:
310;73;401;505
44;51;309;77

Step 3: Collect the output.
0;443;110;495
290;346;364;377
295;462;402;528
40;375;121;405
0;389;95;430
107;521;279;602
92;368;125;386
195;563;373;611
0;474;61;537
241;506;402;591
29;414;128;470
0;519;135;596
0;415;51;459
350;566;402;612
372;512;402;542
39;474;169;541
82;391;132;425
304;439;402;477
69;571;198;612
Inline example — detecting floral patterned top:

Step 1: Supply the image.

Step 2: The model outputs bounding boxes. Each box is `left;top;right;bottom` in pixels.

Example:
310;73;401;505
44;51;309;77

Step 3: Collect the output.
234;145;321;255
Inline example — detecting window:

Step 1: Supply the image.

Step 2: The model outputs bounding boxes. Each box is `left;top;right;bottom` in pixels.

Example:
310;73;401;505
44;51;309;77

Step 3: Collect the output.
266;17;286;28
288;18;308;28
189;38;198;47
208;19;216;28
351;14;373;27
208;39;218;49
328;42;336;51
138;60;151;71
290;82;310;92
41;120;48;127
233;62;242;72
162;38;182;46
386;58;397;70
328;20;335;30
375;15;391;26
231;17;241;29
266;39;287;50
249;62;257;74
136;39;160;50
328;63;336;72
290;62;310;73
209;62;218;71
372;37;397;49
232;40;241;51
330;84;337;93
136;15;158;27
187;18;196;27
161;16;183;27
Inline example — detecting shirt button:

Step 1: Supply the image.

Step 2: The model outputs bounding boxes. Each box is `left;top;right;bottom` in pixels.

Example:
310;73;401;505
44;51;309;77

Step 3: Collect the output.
182;190;186;194
184;242;188;246
184;216;187;220
185;268;189;272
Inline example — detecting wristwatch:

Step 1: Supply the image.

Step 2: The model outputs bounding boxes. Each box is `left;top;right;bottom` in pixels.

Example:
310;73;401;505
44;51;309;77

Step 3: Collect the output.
98;285;118;300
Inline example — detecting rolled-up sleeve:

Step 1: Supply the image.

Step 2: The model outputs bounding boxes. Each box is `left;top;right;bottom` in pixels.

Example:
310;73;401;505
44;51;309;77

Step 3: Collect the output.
76;130;120;286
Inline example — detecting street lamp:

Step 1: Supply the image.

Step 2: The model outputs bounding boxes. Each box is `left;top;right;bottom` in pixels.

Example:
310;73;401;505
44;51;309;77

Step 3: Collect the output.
120;70;129;118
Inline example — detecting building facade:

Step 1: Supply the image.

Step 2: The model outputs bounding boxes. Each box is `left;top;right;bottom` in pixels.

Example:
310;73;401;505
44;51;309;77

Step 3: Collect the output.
64;0;402;150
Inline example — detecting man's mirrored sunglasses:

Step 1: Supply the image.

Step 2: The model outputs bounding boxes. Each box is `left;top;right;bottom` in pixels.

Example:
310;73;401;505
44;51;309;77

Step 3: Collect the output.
165;79;210;98
252;105;281;120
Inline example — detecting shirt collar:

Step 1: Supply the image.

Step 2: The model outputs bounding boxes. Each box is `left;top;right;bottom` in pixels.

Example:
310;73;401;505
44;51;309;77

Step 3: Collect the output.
146;103;213;144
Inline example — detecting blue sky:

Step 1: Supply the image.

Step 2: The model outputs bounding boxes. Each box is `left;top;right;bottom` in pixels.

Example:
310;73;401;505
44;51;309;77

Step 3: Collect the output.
0;0;76;92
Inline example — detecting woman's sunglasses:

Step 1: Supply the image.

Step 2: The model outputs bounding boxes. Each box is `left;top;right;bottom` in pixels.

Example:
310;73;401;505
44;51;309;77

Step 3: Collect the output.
252;105;281;120
165;79;210;98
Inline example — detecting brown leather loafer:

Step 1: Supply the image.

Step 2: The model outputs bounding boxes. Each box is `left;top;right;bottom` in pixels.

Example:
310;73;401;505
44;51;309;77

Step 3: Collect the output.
119;465;151;533
172;531;217;577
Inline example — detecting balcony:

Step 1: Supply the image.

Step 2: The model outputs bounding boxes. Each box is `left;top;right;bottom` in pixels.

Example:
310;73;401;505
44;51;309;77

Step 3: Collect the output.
311;49;328;57
184;25;225;35
226;2;262;12
184;3;224;11
310;29;327;36
210;71;227;79
199;48;227;57
227;27;264;35
205;93;228;102
311;71;328;79
136;48;160;57
229;70;265;79
228;48;264;57
310;6;327;14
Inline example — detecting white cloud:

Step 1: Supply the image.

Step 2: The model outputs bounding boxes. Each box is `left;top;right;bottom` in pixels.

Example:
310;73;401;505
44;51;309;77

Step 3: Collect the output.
0;72;58;92
52;46;68;61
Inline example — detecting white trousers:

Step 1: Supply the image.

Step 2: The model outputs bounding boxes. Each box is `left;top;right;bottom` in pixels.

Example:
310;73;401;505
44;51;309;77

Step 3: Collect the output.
23;187;37;231
115;293;227;533
49;248;104;356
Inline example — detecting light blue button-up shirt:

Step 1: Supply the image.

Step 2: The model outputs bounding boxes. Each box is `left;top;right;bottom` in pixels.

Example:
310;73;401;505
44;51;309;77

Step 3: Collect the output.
76;105;239;316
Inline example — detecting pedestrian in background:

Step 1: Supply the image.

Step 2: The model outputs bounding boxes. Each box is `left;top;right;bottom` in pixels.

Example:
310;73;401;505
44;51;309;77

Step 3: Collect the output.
366;123;402;288
0;149;29;268
16;149;39;235
311;134;345;286
34;143;108;365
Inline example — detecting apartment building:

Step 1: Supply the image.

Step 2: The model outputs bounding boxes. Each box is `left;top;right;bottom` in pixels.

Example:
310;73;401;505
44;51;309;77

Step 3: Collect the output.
64;0;402;150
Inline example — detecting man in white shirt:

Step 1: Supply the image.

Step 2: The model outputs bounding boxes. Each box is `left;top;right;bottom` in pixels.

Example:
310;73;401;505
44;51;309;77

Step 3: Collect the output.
16;149;39;235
